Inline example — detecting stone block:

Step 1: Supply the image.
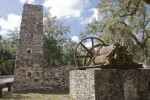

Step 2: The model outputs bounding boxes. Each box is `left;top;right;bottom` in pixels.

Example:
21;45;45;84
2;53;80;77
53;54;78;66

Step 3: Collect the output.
70;69;150;100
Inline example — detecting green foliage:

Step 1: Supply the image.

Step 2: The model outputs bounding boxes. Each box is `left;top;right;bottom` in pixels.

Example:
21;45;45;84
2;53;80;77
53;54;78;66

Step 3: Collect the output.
43;13;76;67
0;29;19;75
44;37;63;66
83;0;150;63
62;39;76;66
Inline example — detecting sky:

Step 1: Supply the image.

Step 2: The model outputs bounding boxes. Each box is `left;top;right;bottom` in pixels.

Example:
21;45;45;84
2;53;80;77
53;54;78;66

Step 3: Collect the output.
0;0;99;42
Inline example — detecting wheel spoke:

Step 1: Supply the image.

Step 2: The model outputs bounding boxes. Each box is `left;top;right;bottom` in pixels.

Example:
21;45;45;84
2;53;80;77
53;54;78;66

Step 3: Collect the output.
91;38;95;55
80;43;92;54
83;58;87;66
94;43;103;47
86;57;92;66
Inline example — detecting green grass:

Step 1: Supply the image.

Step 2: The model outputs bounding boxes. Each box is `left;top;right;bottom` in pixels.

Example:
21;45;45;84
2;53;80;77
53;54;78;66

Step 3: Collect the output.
0;88;75;100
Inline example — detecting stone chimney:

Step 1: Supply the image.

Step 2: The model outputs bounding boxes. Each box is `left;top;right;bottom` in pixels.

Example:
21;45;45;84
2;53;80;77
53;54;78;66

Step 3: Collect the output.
13;4;44;91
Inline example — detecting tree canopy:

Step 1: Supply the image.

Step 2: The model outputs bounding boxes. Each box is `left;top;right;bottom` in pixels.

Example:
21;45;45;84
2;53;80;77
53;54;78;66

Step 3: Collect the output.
83;0;150;62
43;13;76;67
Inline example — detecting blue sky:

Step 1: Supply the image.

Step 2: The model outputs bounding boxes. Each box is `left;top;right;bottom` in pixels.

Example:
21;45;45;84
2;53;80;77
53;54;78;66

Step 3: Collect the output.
0;0;99;42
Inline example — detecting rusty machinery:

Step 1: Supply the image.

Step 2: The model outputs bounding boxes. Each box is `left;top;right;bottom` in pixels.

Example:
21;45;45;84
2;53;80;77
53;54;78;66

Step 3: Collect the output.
74;37;143;69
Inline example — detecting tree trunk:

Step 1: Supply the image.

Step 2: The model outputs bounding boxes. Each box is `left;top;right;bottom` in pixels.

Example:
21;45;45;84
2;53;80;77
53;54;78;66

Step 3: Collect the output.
47;58;50;67
49;57;52;67
146;45;148;60
140;47;146;62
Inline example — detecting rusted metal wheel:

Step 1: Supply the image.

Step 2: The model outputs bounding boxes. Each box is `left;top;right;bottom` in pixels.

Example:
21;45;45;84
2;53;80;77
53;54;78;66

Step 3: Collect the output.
74;37;106;68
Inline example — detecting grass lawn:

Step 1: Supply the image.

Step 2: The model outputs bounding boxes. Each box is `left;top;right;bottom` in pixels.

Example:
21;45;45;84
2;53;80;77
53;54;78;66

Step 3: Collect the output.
0;88;75;100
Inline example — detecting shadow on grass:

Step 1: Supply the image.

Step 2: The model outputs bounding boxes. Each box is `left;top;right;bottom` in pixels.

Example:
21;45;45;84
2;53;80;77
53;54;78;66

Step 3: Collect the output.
1;88;71;100
1;93;31;100
14;88;70;95
1;89;30;100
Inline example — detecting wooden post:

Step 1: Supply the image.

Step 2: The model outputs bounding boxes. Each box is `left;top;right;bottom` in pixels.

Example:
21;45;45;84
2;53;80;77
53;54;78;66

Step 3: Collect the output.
0;85;2;98
6;83;11;92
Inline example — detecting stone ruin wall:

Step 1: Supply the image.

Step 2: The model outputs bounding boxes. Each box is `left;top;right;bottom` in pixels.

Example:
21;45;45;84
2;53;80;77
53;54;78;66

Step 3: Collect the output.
44;67;74;91
14;66;74;92
70;69;150;100
13;4;74;92
14;4;44;91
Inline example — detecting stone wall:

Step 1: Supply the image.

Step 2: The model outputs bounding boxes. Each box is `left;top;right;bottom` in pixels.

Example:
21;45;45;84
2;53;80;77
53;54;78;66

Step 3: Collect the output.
70;70;95;100
14;66;74;92
70;69;150;100
44;67;74;91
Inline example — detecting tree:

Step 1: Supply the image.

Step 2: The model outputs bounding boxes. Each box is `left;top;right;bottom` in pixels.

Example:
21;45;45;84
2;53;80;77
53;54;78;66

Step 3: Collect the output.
84;0;150;62
43;13;73;66
0;37;13;75
44;37;63;66
62;39;76;66
144;0;150;4
0;29;19;75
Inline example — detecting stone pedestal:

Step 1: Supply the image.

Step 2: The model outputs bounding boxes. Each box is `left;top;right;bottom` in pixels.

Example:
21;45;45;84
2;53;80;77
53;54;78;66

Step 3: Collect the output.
70;69;150;100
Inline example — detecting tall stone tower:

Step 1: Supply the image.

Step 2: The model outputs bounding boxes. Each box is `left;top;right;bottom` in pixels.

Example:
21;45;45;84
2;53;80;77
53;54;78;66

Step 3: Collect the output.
14;4;44;91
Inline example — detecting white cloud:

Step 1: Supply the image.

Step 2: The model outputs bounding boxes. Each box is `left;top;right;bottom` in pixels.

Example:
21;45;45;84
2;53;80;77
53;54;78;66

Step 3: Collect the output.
43;0;89;19
85;41;92;48
0;14;21;35
19;0;35;4
90;8;99;21
20;0;26;4
72;36;79;42
80;8;99;24
0;30;8;35
28;0;35;4
0;14;21;30
80;8;104;25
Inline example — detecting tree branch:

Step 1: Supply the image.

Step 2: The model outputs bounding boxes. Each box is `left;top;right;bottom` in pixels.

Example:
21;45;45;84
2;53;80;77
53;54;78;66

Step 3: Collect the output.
121;0;142;17
120;21;141;46
0;57;11;64
144;18;150;27
144;36;150;45
126;0;132;12
130;34;141;46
